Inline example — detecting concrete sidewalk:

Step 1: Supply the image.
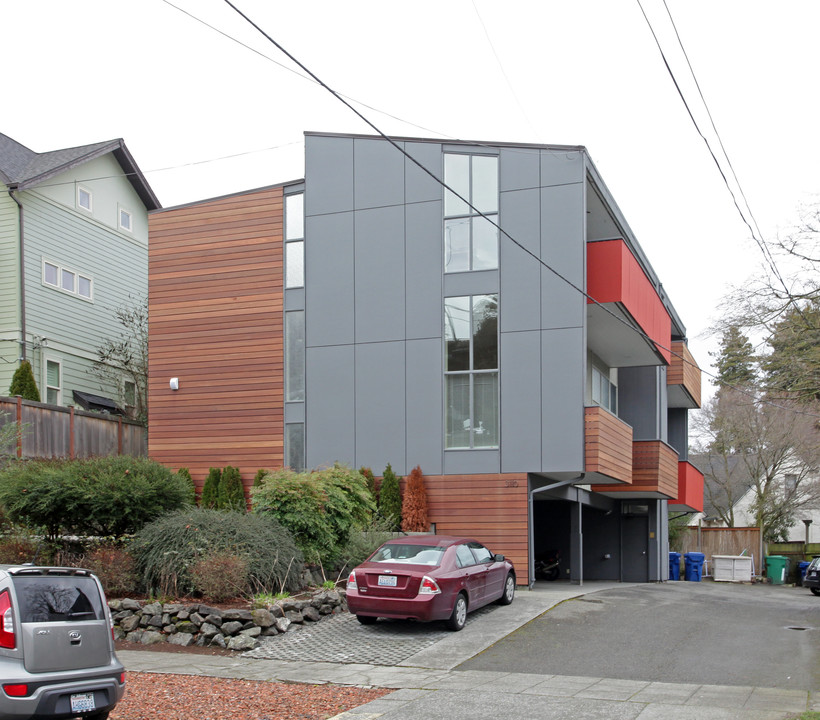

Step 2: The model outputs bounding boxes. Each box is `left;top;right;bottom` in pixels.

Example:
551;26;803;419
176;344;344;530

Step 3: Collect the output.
119;582;818;719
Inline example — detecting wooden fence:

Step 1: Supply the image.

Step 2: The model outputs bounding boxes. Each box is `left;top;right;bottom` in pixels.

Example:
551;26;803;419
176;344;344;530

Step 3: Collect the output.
676;526;762;576
0;396;146;459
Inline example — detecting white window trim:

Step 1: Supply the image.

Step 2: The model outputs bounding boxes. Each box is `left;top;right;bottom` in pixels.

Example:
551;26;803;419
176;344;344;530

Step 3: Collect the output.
44;358;62;406
77;185;92;212
118;206;133;233
41;258;93;301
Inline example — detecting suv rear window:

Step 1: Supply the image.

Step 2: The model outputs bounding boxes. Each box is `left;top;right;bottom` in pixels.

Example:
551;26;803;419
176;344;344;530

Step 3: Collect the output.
12;576;104;623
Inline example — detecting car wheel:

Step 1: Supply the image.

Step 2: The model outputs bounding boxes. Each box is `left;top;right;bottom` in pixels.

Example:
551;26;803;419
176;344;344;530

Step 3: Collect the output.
446;593;468;631
497;572;515;605
811;588;820;597
356;614;378;625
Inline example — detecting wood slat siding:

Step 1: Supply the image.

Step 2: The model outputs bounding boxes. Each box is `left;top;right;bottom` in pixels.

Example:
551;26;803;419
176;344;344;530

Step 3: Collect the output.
668;341;701;408
596;440;679;497
148;187;285;489
584;406;632;482
413;473;530;584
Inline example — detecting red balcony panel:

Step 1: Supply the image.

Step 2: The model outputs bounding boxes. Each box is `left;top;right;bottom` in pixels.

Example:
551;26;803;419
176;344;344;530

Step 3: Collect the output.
669;461;704;512
587;239;671;364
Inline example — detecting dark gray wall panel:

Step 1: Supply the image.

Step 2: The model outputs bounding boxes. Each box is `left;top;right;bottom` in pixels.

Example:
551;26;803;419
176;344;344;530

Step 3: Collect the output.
443;270;499;298
305;135;353;216
284;403;305;423
619;366;662;440
305;345;355;469
284;287;305;311
541;183;585;329
541;328;585;472
444;449;500;475
405;202;443;340
305;213;354;347
540;148;584;187
501;146;540;192
355;341;406;473
405;141;443;204
406;338;443;475
355;206;405;343
500;188;541;333
354;138;405;210
668;408;687;459
500;330;541;472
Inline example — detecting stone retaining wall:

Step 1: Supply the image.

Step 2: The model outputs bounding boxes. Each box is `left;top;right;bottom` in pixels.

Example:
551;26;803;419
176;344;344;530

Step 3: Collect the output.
110;590;346;651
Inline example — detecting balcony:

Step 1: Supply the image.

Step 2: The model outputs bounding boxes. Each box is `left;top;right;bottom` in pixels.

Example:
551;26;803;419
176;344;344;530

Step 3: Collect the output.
584;406;632;484
669;461;704;512
594;440;679;499
667;341;701;409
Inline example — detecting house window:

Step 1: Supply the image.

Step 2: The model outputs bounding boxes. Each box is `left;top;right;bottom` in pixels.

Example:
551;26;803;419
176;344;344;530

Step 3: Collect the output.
443;153;499;273
591;366;617;414
123;380;136;408
46;360;61;405
119;207;133;232
43;259;93;300
77;186;92;212
285;311;305;402
285;192;304;288
444;294;498;449
286;423;305;471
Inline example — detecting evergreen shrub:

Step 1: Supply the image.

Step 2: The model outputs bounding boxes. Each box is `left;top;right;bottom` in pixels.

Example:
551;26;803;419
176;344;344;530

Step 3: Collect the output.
176;467;196;505
379;463;402;530
8;360;40;401
401;465;429;532
219;465;246;511
201;467;221;509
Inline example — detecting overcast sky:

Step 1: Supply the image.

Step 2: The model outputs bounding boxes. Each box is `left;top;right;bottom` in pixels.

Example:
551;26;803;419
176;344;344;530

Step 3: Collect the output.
4;1;818;391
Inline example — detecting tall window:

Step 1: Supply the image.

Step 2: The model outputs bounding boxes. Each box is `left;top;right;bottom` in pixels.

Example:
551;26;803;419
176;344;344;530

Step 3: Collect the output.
46;360;61;405
444;294;498;449
285;192;304;288
286;423;305;471
591;366;617;414
443;153;499;273
285;311;305;402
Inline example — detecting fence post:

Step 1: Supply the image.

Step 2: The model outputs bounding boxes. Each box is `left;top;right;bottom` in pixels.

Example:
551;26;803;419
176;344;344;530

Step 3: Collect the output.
69;406;75;459
118;416;123;455
16;395;22;459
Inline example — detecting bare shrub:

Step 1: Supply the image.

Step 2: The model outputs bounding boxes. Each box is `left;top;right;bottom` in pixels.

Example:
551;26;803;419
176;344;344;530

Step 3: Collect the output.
190;552;249;602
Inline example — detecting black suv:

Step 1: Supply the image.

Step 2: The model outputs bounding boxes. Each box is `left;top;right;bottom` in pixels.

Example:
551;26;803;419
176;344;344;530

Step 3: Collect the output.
803;557;820;596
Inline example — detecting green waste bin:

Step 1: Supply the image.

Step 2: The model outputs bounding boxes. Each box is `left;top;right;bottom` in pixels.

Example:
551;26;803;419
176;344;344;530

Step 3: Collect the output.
766;555;789;585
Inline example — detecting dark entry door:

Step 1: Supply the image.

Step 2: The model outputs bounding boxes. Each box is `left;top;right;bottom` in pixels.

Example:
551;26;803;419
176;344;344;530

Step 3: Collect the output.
622;514;649;582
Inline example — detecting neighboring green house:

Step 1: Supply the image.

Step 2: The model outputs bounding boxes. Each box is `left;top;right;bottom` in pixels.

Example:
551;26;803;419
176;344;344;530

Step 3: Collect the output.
0;132;160;417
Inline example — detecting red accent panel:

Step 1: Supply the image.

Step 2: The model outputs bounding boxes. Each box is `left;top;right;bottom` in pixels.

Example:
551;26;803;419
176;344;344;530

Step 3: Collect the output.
670;461;704;512
587;240;671;364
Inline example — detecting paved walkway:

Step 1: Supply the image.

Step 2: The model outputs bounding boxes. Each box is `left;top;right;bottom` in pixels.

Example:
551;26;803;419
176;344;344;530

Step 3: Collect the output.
120;582;819;719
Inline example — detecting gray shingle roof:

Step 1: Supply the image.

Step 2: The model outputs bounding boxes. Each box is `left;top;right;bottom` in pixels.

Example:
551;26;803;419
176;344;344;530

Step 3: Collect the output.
0;132;160;209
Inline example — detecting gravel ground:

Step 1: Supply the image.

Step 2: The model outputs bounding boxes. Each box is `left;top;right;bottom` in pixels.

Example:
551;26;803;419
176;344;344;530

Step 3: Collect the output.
110;672;391;720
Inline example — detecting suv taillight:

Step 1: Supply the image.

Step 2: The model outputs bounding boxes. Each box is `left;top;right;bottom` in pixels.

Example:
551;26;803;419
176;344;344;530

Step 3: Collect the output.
0;590;15;649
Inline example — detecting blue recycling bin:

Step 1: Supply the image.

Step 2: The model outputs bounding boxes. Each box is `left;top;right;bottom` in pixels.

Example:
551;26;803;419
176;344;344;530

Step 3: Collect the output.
684;552;705;581
799;561;811;586
669;552;681;581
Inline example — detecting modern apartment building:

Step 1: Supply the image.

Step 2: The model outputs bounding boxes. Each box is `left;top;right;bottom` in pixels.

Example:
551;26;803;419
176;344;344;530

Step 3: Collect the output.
148;132;704;584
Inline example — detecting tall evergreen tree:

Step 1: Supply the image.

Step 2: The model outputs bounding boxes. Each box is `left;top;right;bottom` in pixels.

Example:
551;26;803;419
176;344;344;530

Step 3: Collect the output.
8;360;40;402
379;463;402;530
709;326;757;391
201;468;221;509
218;466;246;511
760;299;820;401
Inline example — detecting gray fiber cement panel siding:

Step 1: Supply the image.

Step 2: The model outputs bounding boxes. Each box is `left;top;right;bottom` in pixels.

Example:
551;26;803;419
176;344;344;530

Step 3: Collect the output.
500;330;542;472
405;338;443;475
405;201;442;340
354;206;405;344
499;187;541;333
404;141;443;204
354;137;405;210
305;135;353;216
306;344;355;469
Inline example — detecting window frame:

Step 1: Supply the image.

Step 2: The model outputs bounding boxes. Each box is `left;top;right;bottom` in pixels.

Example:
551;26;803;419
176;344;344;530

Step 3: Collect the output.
284;191;305;289
77;186;92;212
285;422;305;472
591;365;617;415
42;258;93;301
118;206;133;233
45;358;61;405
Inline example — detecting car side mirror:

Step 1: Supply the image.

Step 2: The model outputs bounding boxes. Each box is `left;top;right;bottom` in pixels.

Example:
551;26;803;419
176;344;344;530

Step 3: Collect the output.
494;554;505;562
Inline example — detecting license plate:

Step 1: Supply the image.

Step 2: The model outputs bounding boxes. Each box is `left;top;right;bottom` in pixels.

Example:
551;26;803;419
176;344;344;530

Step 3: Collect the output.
71;693;96;713
377;575;398;587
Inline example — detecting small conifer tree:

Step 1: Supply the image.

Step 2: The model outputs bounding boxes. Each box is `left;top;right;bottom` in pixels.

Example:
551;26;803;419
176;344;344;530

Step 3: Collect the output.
176;467;196;505
219;465;246;511
401;465;429;532
253;468;267;487
9;360;40;402
360;466;377;505
201;467;221;509
379;463;402;530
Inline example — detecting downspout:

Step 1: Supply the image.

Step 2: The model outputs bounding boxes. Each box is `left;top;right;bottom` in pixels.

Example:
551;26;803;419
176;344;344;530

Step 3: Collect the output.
528;474;585;589
7;188;26;362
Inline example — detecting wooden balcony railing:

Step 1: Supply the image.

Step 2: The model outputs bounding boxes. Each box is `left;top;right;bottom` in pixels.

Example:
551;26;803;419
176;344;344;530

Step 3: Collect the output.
668;340;701;408
584;406;632;484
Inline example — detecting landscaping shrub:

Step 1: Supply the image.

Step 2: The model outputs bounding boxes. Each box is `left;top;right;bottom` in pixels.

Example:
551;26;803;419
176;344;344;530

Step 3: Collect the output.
130;507;303;598
253;468;267;487
82;545;138;596
8;360;40;401
251;463;375;567
379;463;402;530
176;467;196;505
218;465;246;511
337;515;396;572
201;467;221;509
190;551;249;602
0;456;192;540
0;530;38;565
360;466;378;506
401;465;429;532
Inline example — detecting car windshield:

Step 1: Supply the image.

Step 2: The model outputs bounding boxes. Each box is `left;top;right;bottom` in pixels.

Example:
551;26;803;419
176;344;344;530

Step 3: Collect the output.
12;576;105;623
370;544;445;566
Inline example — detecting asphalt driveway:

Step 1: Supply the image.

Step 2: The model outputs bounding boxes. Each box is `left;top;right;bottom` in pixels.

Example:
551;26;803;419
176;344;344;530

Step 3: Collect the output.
459;580;820;691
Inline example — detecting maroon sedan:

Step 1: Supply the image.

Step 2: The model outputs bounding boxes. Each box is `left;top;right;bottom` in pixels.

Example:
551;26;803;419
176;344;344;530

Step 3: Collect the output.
345;535;515;631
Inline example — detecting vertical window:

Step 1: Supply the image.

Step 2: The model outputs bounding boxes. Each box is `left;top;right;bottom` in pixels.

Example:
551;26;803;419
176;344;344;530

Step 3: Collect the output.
443;154;499;273
123;380;136;408
46;360;61;405
285;311;305;402
77;186;92;212
286;423;305;471
444;294;498;449
285;192;304;288
119;208;133;232
61;269;75;293
44;262;59;286
591;366;617;414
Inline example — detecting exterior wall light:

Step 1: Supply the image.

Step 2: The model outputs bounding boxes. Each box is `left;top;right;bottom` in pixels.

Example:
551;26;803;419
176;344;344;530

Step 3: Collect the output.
170;378;180;391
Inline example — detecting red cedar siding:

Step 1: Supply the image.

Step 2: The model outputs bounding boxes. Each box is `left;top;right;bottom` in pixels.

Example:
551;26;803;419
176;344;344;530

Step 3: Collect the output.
148;187;285;490
596;440;679;497
668;340;702;408
584;406;633;483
